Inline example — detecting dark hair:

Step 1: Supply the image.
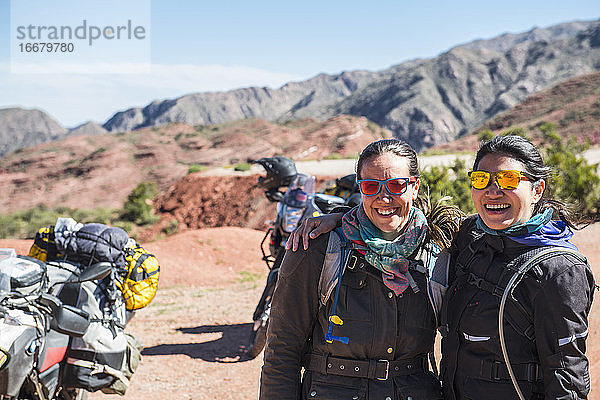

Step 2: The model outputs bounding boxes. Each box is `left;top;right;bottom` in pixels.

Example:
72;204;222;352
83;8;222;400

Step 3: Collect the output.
474;135;583;228
356;139;463;248
356;139;419;180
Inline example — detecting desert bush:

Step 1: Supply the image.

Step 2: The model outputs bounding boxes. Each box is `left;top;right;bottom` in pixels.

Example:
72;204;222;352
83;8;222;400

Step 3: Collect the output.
540;123;600;217
187;164;206;174
120;182;160;225
233;162;251;171
477;129;494;142
500;126;531;140
420;158;475;215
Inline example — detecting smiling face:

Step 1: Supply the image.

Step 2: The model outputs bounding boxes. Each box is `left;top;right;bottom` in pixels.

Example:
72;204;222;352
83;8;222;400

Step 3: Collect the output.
359;153;420;235
471;153;545;230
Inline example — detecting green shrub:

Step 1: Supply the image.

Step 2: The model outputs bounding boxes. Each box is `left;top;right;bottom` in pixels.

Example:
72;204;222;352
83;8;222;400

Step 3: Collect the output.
120;182;160;225
233;162;251;171
477;129;494;142
540;123;600;216
420;158;475;215
500;126;531;140
187;164;206;174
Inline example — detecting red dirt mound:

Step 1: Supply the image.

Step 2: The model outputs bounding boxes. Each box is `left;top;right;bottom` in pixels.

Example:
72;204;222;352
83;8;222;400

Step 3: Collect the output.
154;175;275;231
142;174;336;242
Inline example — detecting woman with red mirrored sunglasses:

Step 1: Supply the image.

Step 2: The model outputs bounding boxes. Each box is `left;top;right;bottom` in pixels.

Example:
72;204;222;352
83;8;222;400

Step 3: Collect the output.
260;139;460;400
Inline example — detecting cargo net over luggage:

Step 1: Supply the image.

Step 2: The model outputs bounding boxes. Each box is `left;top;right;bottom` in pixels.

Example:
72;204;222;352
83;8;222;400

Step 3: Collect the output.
29;218;159;311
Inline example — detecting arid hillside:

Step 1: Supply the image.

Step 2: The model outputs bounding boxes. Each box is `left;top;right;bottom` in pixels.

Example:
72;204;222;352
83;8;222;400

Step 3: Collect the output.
0;115;388;214
431;70;600;153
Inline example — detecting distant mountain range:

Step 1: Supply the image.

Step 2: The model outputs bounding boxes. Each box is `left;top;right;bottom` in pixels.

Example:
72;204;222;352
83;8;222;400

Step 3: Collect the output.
0;108;67;156
0;109;107;157
0;69;597;217
1;19;599;156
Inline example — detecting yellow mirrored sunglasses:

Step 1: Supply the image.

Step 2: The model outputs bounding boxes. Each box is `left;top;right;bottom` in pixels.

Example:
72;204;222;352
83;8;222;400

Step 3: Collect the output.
468;170;530;190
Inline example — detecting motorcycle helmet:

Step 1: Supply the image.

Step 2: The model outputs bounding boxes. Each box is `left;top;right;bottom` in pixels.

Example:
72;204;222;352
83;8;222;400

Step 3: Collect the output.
252;156;297;190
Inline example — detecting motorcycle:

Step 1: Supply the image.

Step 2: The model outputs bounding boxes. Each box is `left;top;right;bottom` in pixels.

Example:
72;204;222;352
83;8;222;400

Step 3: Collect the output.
0;248;126;400
246;158;354;358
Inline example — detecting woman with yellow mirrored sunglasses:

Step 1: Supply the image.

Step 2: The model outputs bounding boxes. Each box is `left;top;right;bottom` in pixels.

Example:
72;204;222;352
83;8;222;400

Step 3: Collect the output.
468;169;530;190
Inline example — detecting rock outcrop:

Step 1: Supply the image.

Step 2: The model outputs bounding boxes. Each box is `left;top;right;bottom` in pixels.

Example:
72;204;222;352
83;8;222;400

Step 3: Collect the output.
0;108;68;157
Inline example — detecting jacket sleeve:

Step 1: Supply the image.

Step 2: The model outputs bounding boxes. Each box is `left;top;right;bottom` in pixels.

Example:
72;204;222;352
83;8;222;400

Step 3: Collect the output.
259;235;327;400
533;255;595;399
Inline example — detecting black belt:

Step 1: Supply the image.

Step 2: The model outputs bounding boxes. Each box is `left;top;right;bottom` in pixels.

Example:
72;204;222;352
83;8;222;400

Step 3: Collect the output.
303;353;428;380
463;358;543;382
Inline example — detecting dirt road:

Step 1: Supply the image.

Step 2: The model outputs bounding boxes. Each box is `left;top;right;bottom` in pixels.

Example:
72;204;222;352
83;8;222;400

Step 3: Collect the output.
201;148;600;178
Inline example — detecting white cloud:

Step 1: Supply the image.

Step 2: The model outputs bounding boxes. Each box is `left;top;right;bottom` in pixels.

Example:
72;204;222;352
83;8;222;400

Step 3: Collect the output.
0;62;303;127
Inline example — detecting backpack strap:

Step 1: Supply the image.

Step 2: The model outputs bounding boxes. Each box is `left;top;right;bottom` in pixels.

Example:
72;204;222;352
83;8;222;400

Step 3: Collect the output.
469;245;587;342
498;246;587;399
453;230;486;277
318;228;352;307
429;250;451;328
321;228;353;345
439;230;485;337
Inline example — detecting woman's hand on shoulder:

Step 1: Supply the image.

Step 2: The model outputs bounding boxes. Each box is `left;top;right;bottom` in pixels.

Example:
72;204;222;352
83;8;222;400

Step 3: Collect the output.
286;213;344;251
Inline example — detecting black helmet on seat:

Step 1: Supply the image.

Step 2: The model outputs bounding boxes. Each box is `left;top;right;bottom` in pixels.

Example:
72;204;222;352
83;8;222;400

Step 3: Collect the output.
252;156;297;190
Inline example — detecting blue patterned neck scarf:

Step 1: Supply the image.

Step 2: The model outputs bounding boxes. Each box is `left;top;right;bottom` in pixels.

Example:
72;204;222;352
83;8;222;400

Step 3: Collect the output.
341;205;428;295
476;208;577;250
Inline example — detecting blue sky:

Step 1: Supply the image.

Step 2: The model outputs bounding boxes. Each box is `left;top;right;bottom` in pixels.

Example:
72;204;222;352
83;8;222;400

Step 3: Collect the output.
1;0;599;127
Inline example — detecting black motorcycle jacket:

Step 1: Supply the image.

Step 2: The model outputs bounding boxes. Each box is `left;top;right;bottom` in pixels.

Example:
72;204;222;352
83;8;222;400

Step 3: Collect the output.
259;232;443;400
440;216;594;400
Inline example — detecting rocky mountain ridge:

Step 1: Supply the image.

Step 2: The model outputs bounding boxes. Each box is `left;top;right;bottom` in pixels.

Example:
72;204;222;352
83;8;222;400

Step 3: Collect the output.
0;109;109;157
430;70;600;153
0;108;68;157
103;20;600;150
1;19;599;155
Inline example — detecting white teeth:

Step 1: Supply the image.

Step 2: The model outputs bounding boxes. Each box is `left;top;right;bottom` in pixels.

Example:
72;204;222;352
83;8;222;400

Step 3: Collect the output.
485;204;510;210
377;208;397;215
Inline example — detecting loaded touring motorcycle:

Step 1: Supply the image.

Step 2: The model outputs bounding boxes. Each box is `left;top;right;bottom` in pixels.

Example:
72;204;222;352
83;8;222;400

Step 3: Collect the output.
246;157;359;358
0;252;111;400
0;220;158;399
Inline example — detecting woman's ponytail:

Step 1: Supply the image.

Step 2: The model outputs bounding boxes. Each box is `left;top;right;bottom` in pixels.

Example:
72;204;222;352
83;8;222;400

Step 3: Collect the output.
415;194;464;249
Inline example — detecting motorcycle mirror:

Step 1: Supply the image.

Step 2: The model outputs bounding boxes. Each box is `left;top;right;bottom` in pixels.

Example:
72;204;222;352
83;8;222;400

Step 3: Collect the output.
38;292;62;311
265;189;284;203
51;262;113;290
76;262;112;282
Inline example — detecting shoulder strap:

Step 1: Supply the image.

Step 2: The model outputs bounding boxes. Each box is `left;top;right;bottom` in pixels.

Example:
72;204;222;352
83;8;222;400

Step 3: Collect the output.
318;228;351;307
494;246;586;341
453;230;486;277
468;245;586;300
498;246;587;397
429;250;451;327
